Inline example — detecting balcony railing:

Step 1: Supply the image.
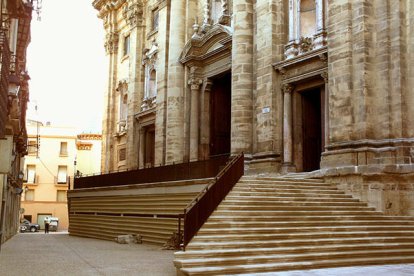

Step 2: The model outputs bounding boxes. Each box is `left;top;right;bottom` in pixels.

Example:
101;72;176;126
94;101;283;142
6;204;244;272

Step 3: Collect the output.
0;30;10;138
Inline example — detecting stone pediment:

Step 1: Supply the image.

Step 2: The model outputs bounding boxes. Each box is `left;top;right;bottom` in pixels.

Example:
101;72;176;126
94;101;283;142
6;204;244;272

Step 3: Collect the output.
180;25;232;65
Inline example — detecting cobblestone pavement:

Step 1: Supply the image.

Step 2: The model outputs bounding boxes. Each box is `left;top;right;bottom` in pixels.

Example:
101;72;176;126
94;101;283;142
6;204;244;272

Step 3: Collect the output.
1;232;414;276
0;232;175;276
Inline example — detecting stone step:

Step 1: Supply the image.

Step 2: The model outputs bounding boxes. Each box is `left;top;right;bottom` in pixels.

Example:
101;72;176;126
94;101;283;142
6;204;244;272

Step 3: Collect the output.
236;182;338;190
200;224;414;233
179;254;414;275
216;204;374;211
229;191;354;198
219;200;368;207
178;248;414;268
207;215;414;223
185;236;414;250
212;210;382;216
240;177;325;184
175;242;414;260
231;186;345;194
192;230;414;242
225;195;361;203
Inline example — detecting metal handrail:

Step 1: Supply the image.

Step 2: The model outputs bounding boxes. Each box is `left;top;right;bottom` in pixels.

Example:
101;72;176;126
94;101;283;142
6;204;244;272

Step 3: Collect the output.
183;153;244;248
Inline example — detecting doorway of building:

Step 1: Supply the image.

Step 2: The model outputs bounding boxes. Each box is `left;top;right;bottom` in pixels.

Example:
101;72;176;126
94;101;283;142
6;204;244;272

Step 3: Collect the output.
210;72;231;156
144;125;155;167
301;87;324;172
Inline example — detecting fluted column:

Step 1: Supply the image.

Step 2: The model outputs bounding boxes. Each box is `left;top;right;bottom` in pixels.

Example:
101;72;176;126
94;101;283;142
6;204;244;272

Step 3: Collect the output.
188;74;203;161
166;0;186;164
231;0;254;156
282;84;296;173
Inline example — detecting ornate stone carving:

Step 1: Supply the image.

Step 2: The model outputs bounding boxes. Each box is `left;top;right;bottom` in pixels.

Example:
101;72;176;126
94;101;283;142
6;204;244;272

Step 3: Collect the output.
299;37;313;54
105;32;119;54
188;77;203;90
201;1;212;33
218;0;231;26
282;84;294;94
122;1;144;28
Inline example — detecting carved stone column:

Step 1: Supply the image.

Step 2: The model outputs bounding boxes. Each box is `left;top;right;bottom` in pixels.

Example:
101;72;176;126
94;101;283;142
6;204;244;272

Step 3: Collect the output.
321;71;329;149
188;74;203;161
282;84;296;173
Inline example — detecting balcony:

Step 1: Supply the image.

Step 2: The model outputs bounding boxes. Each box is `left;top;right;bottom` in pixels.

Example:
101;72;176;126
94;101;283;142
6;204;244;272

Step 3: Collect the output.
0;30;11;138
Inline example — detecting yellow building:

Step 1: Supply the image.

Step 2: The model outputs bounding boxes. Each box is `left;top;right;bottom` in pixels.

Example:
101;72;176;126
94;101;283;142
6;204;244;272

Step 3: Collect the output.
22;120;101;230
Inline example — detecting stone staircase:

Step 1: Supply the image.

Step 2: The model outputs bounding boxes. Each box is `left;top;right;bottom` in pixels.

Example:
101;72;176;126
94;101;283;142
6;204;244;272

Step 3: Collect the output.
174;176;414;275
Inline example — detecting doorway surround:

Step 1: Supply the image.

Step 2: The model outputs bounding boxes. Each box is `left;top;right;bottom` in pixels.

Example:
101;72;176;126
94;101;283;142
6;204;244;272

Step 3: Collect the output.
274;47;328;173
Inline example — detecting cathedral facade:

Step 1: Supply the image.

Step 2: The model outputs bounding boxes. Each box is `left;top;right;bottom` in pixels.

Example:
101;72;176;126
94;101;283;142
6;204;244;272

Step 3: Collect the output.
93;0;414;215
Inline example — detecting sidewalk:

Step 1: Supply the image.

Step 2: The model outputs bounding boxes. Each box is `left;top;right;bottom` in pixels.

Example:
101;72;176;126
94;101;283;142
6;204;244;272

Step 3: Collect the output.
0;232;176;276
1;232;414;275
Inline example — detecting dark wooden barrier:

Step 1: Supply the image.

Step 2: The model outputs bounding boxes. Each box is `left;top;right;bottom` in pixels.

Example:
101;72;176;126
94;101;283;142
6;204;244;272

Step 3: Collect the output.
74;154;229;189
183;153;244;248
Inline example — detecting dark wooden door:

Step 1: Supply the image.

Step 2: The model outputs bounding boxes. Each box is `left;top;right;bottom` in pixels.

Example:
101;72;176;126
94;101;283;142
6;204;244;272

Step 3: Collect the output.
302;88;323;172
210;73;231;156
145;126;155;167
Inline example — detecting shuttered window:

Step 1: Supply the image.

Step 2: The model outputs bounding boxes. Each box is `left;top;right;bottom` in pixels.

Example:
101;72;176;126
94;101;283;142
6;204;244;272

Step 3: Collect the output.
57;166;67;184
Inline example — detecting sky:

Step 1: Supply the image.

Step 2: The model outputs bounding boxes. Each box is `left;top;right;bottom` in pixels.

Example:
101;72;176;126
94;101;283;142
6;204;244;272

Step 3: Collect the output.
26;0;107;133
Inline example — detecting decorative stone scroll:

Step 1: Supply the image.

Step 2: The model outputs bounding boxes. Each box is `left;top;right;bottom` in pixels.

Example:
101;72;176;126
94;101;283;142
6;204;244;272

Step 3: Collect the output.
122;1;144;28
104;31;119;54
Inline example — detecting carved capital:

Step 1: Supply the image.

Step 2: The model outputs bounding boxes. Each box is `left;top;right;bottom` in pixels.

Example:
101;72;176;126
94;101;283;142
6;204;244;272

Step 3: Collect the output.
105;32;119;55
282;84;294;94
188;77;203;90
122;2;144;28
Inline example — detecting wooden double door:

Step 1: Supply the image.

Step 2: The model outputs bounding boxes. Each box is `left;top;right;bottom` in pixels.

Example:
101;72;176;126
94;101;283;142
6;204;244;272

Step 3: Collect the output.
209;73;231;157
301;87;325;172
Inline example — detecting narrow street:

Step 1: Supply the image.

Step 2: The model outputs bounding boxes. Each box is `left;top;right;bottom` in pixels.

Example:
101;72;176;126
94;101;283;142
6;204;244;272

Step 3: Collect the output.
0;232;175;276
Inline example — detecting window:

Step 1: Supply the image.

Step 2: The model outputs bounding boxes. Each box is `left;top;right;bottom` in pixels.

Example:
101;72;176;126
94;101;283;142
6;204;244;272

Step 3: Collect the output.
123;35;130;56
118;148;126;162
25;189;34;201
28;140;37;155
56;190;67;202
152;8;159;31
26;165;36;184
59;142;68;156
57;166;68;184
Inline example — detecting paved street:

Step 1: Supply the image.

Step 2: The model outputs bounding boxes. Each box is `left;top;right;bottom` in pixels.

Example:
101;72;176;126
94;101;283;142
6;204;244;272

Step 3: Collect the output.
0;232;175;276
1;232;414;275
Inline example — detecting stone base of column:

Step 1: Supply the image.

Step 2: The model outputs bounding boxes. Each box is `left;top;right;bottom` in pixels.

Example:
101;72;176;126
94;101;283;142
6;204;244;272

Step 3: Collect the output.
281;162;297;174
248;152;281;174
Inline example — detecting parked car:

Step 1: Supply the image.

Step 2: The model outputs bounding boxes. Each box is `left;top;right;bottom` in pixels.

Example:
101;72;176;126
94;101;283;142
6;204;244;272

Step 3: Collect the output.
20;219;40;233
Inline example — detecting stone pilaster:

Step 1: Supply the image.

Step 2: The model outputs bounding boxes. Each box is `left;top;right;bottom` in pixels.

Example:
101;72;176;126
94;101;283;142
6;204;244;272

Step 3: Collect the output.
126;5;145;170
231;0;254;156
165;0;186;164
250;0;285;173
154;1;169;166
